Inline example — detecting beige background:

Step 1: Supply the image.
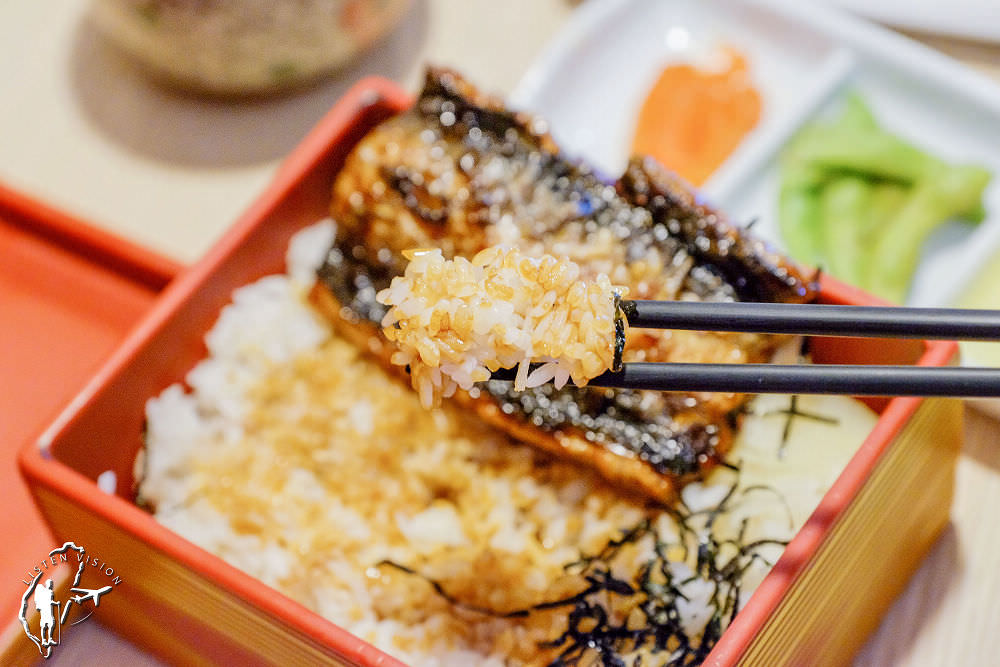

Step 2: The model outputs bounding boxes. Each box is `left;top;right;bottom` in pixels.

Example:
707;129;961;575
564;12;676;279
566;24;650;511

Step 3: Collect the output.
2;1;999;664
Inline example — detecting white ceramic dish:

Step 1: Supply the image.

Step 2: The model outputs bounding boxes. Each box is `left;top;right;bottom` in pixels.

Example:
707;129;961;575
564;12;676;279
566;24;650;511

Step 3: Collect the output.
822;0;1000;45
510;0;1000;404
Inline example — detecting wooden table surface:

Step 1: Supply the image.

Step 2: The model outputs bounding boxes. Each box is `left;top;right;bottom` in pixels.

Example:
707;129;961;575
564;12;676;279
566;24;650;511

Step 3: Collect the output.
2;1;999;664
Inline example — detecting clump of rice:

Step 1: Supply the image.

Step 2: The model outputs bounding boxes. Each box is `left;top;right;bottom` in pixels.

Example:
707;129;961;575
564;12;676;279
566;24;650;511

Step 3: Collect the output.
377;246;627;407
138;220;878;666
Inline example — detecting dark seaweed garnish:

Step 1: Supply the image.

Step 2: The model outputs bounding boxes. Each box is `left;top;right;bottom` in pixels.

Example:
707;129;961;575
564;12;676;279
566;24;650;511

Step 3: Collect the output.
613;291;628;373
374;560;531;618
756;335;838;458
763;395;839;458
376;479;789;666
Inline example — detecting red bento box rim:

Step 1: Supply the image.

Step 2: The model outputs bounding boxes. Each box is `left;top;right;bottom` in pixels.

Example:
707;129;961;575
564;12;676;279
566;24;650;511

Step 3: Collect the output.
17;76;958;666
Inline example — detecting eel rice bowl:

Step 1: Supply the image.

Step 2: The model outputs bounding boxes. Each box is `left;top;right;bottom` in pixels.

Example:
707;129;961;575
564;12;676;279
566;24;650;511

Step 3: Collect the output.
136;69;878;666
137;220;875;665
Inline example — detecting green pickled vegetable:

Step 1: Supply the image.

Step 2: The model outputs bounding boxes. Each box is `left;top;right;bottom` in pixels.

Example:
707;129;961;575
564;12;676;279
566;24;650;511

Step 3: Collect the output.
838;92;878;130
868;164;992;303
866;182;908;232
788;126;935;183
819;176;871;286
778;165;825;266
777;93;992;302
964;200;988;225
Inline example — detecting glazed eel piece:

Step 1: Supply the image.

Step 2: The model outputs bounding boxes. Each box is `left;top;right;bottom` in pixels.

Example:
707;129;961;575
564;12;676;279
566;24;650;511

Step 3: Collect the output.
310;67;817;503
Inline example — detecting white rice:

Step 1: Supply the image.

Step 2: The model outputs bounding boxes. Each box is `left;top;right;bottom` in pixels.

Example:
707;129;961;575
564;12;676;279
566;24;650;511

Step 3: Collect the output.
377;246;626;407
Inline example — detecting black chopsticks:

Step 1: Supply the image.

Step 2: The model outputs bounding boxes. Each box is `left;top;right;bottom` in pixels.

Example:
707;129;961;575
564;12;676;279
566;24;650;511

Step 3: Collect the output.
492;363;1000;397
487;300;1000;397
621;300;1000;340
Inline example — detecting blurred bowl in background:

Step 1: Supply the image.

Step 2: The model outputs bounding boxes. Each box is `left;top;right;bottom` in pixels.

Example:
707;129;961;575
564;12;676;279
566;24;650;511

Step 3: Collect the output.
90;0;412;96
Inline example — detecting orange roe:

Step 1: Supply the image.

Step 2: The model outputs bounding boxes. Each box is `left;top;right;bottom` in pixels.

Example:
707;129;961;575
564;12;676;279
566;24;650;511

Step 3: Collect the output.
632;49;761;186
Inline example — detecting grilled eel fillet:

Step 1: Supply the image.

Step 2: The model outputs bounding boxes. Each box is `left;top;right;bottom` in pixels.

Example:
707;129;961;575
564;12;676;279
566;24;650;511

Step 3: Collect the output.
310;67;817;504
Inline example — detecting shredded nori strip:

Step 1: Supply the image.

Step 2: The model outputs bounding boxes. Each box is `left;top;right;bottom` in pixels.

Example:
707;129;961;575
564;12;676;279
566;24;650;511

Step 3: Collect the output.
613;291;628;373
376;477;790;666
754;334;838;458
765;395;839;458
374;560;531;618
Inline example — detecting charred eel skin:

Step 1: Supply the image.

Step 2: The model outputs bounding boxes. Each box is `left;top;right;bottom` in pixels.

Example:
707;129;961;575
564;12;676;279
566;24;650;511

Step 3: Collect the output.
312;66;817;504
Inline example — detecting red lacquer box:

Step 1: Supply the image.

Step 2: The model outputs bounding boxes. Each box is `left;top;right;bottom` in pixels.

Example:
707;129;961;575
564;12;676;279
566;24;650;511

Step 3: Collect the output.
16;78;962;666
